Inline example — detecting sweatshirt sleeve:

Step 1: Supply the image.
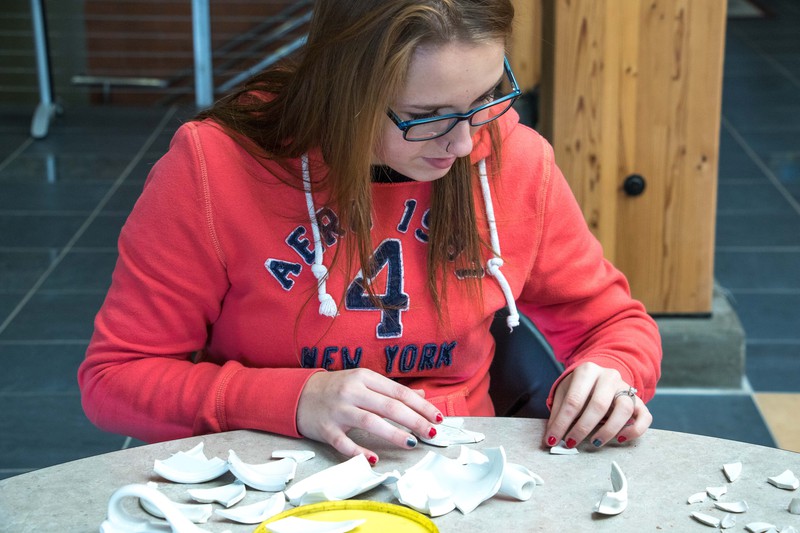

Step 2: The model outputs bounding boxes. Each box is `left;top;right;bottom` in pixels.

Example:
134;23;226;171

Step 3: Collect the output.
78;123;322;443
516;138;662;407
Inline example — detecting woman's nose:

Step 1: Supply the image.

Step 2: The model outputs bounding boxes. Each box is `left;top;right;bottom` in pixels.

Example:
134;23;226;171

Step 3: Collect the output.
443;120;474;158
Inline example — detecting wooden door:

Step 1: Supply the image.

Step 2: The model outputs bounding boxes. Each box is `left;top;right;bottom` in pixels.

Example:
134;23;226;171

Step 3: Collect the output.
539;0;726;314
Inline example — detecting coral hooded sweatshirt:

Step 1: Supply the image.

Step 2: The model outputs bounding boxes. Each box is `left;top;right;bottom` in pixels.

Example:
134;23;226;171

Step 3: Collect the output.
79;108;661;443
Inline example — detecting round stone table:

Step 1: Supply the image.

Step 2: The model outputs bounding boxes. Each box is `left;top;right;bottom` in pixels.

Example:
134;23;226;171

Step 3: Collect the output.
2;418;798;532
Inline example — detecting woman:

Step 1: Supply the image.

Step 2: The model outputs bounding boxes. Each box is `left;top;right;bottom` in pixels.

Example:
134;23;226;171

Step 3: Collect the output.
79;0;661;465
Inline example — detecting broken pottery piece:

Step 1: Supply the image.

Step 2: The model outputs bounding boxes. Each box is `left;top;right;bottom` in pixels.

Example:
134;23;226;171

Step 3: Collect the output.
265;516;365;533
187;480;246;508
706;485;728;501
418;417;485;447
100;483;213;533
723;462;742;483
215;492;285;524
395;446;506;516
272;450;315;463
498;462;543;501
593;461;628;516
767;469;799;490
782;527;798;533
714;500;749;513
153;442;228;484
745;523;777;533
140;482;213;523
227;450;296;492
687;492;707;504
720;514;736;529
691;511;721;528
550;440;579;455
284;454;400;506
789;497;800;514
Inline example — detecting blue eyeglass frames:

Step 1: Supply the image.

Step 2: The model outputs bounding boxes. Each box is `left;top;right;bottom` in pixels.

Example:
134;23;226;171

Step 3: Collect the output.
386;57;521;142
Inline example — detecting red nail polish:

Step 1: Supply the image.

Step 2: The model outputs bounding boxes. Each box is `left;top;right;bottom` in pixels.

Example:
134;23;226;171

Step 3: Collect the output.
547;436;558;447
566;438;577;449
435;413;444;423
428;427;437;439
367;455;378;466
617;435;628;444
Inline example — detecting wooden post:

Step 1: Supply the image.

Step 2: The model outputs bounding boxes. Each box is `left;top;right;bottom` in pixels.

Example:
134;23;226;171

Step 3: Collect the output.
540;0;726;315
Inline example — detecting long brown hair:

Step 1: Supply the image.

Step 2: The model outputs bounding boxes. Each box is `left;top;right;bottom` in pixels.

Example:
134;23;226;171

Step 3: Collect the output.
198;0;514;317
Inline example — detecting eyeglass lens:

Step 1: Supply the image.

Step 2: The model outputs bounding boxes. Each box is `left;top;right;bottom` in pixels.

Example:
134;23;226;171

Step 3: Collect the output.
403;98;515;141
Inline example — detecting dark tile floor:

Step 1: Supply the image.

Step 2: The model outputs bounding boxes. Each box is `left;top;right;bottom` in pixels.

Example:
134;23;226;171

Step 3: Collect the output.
2;0;800;479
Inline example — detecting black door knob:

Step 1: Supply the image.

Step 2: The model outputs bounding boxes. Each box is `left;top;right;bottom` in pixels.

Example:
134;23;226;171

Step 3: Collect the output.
623;174;646;196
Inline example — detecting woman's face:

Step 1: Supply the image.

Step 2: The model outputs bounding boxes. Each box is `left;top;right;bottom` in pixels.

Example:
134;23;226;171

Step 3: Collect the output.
374;40;506;182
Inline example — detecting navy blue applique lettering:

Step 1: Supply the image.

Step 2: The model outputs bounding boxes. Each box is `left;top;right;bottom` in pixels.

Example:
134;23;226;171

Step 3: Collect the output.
286;226;315;265
414;209;430;242
301;346;317;368
316;207;343;246
341;346;362;369
418;343;437;371
397;199;417;233
436;341;456;368
321;346;337;370
399;345;417;373
265;258;302;290
345;239;409;339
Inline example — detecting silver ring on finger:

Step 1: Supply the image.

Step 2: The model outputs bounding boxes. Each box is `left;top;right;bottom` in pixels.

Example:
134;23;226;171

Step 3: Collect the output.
614;386;638;406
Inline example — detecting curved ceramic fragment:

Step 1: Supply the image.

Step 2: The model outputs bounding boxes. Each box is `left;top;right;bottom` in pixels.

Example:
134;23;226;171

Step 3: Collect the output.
550;440;579;455
215;492;285;524
593;461;628;516
789;497;800;514
767;469;799;490
395;466;456;517
745;522;777;533
720;513;736;529
140;482;212;523
691;511;721;528
153;442;228;484
723;462;742;482
265;516;365;533
188;480;246;508
228;450;296;491
706;485;728;501
714;500;749;513
782;526;798;533
100;483;213;533
498;463;542;501
284;454;400;506
272;450;315;463
418;417;485;447
687;492;707;504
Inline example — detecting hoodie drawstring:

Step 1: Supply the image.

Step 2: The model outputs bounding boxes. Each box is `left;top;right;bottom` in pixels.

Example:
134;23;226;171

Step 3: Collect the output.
302;154;338;317
478;158;520;331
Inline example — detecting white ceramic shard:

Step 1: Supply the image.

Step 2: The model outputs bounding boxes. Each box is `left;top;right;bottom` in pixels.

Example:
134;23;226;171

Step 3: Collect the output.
140;482;213;523
593;461;628;516
227;450;296;491
153;442;228;484
188;480;246;508
418;417;485;446
714;500;749;513
767;469;799;490
395;446;506;516
707;485;728;500
215;492;285;524
723;462;742;482
272;450;315;463
550;440;579;455
265;516;365;533
498;463;543;501
687;492;707;504
782;527;798;533
691;511;721;528
284;454;400;506
789;497;800;514
100;483;213;533
720;513;736;529
745;523;777;533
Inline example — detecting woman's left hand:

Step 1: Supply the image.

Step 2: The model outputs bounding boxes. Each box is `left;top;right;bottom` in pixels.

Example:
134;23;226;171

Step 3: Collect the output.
543;362;652;449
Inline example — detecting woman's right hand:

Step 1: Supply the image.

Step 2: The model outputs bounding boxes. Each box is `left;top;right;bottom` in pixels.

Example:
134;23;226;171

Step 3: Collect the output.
296;368;442;465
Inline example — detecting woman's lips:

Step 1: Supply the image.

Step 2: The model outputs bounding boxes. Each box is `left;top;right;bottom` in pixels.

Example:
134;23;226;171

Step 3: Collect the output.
423;156;457;170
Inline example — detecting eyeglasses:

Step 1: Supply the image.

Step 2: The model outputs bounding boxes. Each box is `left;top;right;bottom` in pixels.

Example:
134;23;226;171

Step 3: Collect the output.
387;57;521;142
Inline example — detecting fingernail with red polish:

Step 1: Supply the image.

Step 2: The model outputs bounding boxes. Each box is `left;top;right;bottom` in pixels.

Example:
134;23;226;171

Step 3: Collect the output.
435;413;444;423
565;438;577;449
547;435;558;447
617;435;628;444
367;455;378;466
428;427;437;439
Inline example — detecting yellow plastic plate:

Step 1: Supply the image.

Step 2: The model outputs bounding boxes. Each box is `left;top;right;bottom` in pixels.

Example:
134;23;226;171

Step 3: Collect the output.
253;500;439;533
